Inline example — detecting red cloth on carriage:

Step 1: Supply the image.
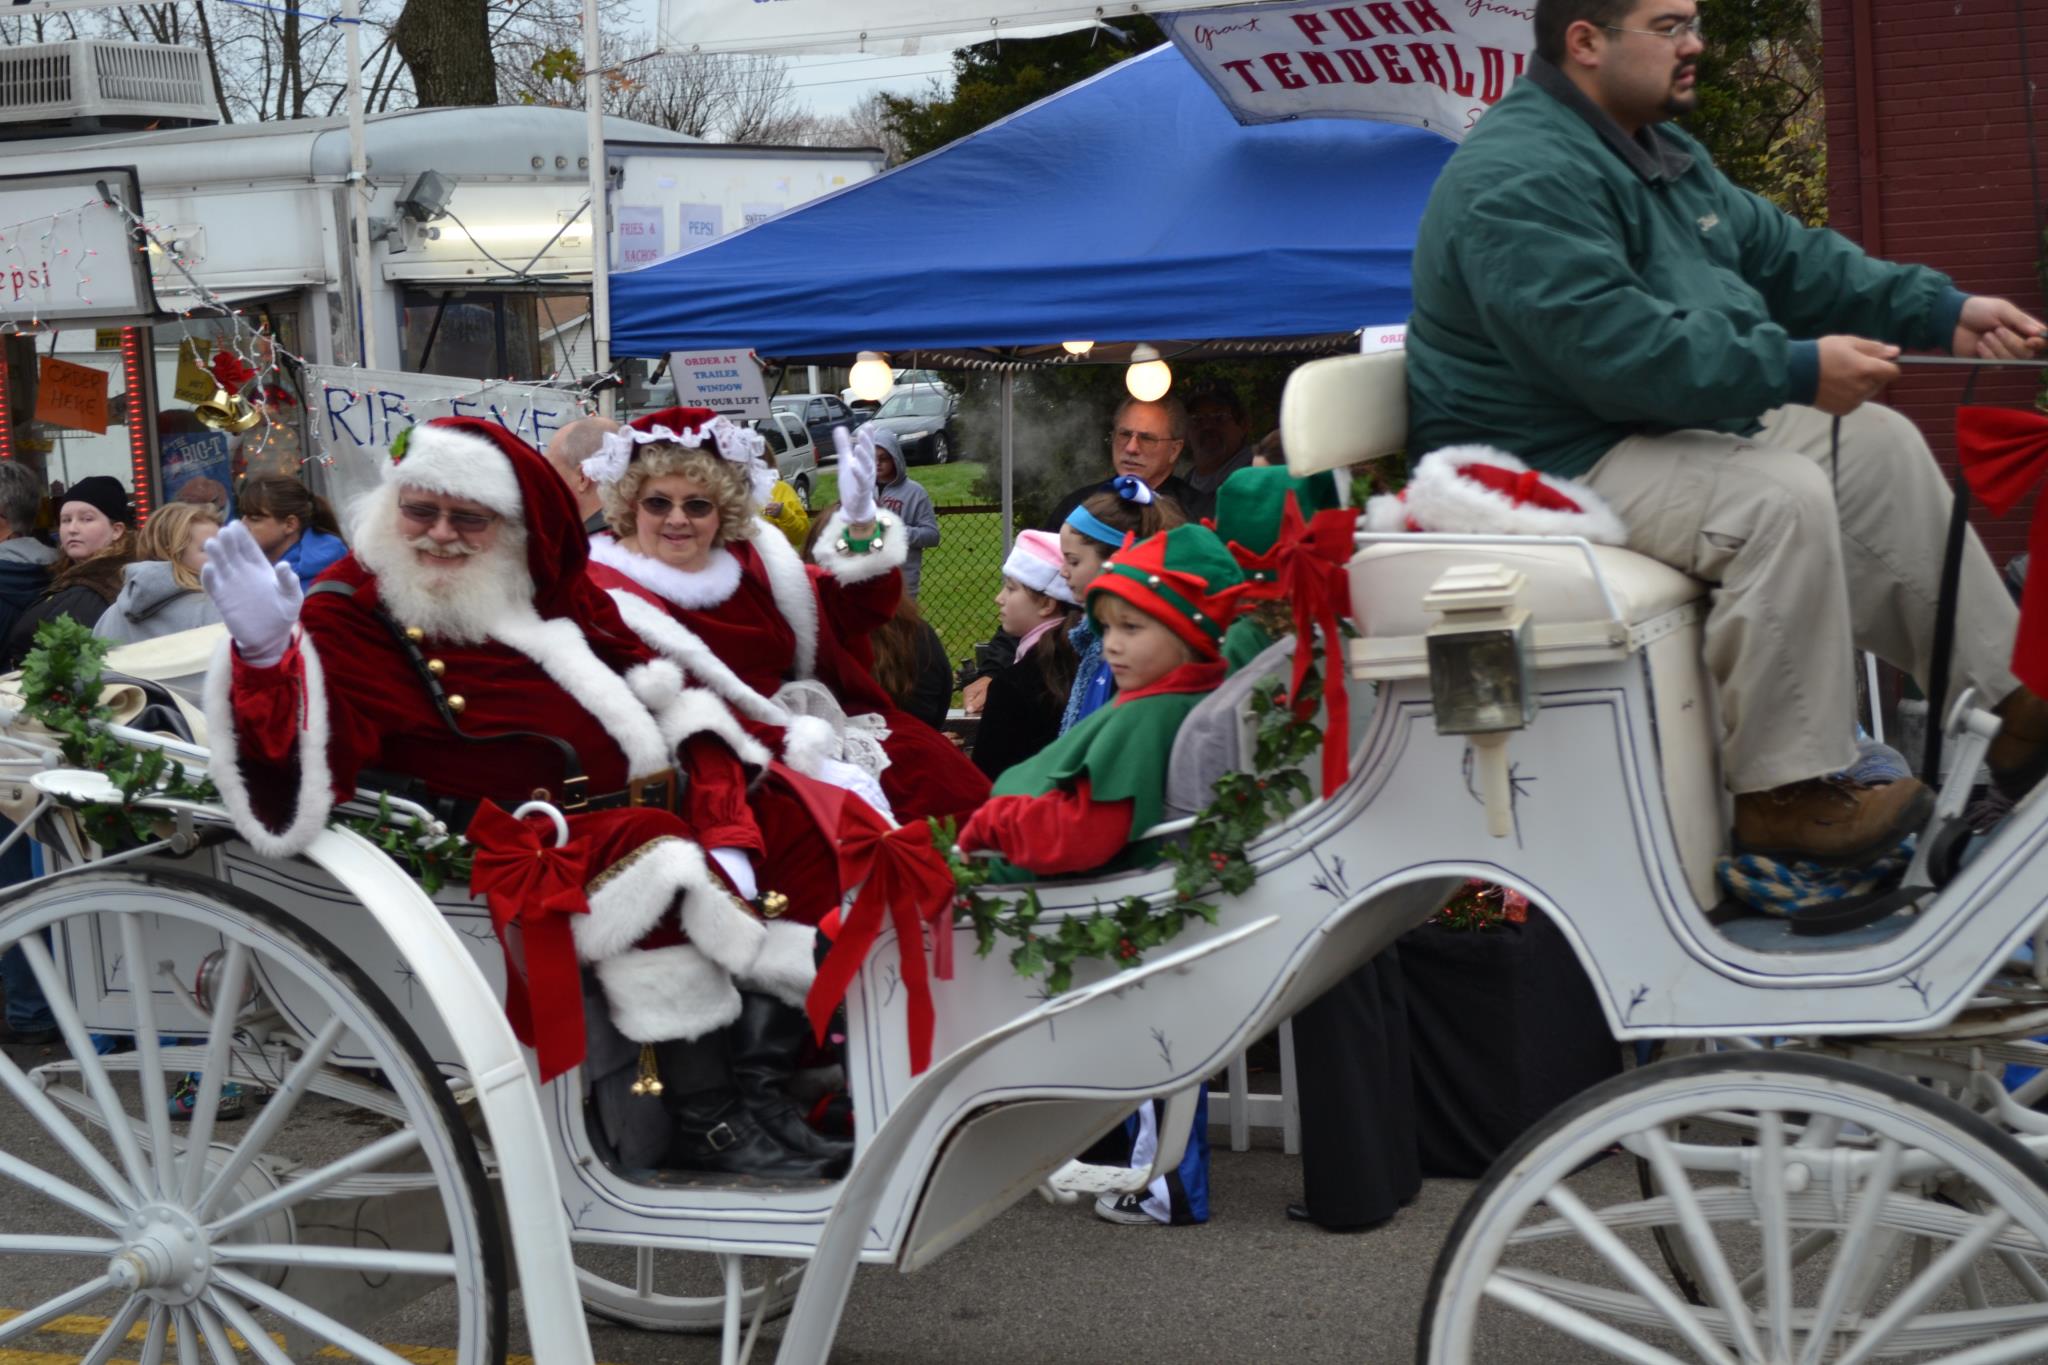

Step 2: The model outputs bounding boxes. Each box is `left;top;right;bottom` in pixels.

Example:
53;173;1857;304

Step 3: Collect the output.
205;416;851;1081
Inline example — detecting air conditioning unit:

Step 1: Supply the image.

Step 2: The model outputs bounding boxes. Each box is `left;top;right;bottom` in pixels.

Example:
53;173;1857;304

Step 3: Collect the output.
0;41;220;135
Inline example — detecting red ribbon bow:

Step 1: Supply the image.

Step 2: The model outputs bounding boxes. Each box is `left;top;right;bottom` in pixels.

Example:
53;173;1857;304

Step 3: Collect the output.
1957;406;2048;697
209;350;255;392
467;801;592;1084
805;797;957;1076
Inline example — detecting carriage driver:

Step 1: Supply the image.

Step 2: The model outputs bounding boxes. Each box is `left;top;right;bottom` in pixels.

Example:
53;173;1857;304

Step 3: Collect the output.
198;416;860;1182
1406;0;2048;866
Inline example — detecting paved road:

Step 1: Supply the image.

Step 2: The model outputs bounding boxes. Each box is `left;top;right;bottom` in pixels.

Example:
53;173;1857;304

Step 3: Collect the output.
0;1024;1646;1365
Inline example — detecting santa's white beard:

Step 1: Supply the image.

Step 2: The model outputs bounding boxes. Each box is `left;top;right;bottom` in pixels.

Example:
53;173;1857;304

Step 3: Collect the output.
353;488;537;644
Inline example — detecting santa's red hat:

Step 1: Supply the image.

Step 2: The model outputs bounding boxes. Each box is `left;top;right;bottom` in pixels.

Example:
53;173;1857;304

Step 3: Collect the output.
1364;445;1627;545
580;405;774;508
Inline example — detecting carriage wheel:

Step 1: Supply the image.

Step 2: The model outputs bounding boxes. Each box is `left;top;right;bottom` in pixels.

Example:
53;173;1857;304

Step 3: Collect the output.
0;868;507;1364
576;1245;805;1333
1421;1051;2048;1364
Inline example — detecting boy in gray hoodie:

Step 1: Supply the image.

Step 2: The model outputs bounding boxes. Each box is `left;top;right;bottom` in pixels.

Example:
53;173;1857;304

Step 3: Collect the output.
870;427;940;598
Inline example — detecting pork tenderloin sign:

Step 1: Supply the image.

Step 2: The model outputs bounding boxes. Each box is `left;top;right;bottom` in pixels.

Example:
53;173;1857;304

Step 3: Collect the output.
655;0;1250;54
1163;0;1533;137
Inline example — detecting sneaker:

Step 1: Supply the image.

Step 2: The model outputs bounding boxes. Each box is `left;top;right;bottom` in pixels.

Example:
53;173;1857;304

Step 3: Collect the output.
0;1020;59;1047
1733;777;1933;866
1093;1192;1162;1226
1990;686;2048;800
168;1073;245;1122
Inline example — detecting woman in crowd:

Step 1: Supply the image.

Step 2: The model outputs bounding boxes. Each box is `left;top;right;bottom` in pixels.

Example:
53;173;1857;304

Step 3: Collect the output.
583;408;990;823
237;473;346;585
2;477;137;668
972;530;1079;778
94;502;225;645
1056;477;1184;733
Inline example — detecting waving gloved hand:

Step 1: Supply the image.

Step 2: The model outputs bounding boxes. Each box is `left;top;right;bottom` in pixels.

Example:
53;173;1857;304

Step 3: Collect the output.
836;426;879;526
201;520;304;668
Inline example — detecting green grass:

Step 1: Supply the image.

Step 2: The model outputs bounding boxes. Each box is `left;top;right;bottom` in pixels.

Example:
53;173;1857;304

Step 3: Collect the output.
807;461;1005;677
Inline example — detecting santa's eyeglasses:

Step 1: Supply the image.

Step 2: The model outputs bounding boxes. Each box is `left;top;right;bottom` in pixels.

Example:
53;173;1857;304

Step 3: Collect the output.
398;501;498;535
639;494;719;520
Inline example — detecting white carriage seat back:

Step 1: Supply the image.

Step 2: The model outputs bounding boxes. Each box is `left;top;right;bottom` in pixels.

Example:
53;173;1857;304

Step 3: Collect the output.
1161;635;1376;823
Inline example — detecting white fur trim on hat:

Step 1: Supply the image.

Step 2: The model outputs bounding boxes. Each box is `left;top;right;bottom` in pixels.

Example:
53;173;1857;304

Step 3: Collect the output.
388;423;524;519
810;506;909;586
204;630;335;859
594;943;742;1043
1396;445;1628;545
740;919;818;1011
1363;491;1411;534
1002;528;1076;604
584;415;775;508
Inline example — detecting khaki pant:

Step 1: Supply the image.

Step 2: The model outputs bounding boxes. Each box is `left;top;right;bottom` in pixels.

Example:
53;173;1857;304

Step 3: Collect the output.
1583;403;2019;794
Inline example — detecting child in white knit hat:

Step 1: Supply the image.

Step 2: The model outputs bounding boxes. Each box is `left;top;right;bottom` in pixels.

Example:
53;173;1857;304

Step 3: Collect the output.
971;528;1080;778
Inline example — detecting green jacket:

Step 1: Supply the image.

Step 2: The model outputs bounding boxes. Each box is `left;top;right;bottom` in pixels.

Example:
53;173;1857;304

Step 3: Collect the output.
1406;58;1963;478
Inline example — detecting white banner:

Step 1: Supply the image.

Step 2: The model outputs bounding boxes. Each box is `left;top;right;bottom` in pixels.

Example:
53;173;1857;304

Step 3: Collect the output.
656;0;1250;55
0;169;155;324
667;350;770;420
1163;0;1533;137
305;366;585;518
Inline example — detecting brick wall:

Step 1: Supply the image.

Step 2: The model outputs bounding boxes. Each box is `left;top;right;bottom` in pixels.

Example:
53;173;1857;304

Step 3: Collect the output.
1821;0;2046;563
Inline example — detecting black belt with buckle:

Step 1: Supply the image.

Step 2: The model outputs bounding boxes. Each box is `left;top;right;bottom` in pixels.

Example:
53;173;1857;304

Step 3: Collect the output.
567;770;680;814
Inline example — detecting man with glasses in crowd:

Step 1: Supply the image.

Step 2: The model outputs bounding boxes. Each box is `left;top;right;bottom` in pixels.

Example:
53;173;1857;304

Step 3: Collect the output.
1043;395;1204;529
1405;0;2048;866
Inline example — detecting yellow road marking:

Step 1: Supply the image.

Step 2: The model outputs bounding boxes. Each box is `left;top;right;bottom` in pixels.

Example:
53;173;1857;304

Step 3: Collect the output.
1;1307;603;1364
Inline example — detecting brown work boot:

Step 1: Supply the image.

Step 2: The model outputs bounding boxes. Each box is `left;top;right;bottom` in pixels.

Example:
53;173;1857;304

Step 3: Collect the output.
1733;777;1934;866
1988;686;2048;800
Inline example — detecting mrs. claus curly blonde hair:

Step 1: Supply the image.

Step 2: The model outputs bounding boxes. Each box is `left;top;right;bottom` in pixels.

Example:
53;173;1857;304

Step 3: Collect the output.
603;445;758;547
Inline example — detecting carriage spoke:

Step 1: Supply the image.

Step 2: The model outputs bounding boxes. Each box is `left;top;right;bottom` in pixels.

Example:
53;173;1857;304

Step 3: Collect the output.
1638;1126;1766;1362
1542;1184;1738;1365
194;1014;347;1221
206;1289;294;1365
1735;1229;1835;1300
1797;1137;1903;1365
140;1303;170;1365
179;943;252;1207
1483;1272;1695;1365
188;1295;240;1364
0;1233;119;1256
636;1245;656;1296
215;1243;458;1278
0;1272;117;1345
175;1306;201;1365
18;932;157;1204
81;1293;149;1365
0;1066;133;1220
1835;1207;2012;1365
1794;1113;1845;1149
1754;1112;1794;1362
203;1126;422;1239
216;1267;419;1365
121;913;182;1203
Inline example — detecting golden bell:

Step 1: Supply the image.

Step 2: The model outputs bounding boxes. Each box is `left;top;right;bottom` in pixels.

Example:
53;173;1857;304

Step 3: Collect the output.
426;659;446;678
404;626;425;644
192;384;260;434
758;890;789;919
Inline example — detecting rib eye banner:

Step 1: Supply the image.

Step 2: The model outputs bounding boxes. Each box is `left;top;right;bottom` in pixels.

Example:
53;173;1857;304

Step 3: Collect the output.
1162;0;1534;137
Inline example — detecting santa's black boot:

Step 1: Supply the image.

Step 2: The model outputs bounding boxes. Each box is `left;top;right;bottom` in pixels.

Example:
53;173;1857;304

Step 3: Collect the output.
656;1033;835;1181
731;992;855;1177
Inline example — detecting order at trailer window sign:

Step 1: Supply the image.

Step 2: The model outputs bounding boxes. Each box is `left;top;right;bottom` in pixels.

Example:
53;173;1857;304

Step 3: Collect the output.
667;350;769;420
0;168;157;326
1163;0;1535;138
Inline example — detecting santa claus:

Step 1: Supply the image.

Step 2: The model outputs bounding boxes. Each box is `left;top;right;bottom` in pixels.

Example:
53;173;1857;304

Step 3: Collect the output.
201;416;850;1180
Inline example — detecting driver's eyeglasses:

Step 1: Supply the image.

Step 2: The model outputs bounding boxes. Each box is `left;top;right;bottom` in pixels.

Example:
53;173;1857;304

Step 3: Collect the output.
1602;16;1704;42
640;494;719;520
398;502;498;534
1110;427;1180;450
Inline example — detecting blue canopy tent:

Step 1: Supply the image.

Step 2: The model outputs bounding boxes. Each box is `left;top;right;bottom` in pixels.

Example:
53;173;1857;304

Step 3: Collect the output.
608;43;1455;363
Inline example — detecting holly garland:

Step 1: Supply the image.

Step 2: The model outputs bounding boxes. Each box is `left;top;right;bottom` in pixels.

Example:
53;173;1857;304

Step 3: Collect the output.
946;675;1325;994
19;619;469;887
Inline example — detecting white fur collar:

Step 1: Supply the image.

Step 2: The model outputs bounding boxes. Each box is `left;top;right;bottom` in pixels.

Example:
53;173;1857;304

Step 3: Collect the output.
484;605;674;779
607;588;794;730
747;518;819;680
588;535;745;611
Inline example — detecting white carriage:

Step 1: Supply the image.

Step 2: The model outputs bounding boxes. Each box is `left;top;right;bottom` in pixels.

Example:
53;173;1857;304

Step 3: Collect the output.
2;351;2047;1364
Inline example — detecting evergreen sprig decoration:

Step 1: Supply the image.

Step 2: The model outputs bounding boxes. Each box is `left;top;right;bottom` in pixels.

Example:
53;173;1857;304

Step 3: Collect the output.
18;620;469;887
947;674;1324;994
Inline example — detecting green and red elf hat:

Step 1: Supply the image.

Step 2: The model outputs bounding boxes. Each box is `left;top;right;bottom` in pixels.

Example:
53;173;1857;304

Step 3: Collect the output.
1086;523;1247;660
1212;465;1360;799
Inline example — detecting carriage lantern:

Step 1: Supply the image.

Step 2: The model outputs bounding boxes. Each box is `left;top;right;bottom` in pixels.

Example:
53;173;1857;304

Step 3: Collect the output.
1424;564;1535;838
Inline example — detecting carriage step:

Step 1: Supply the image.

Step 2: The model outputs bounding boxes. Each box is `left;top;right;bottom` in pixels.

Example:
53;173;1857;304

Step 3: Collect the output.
625;1166;841;1190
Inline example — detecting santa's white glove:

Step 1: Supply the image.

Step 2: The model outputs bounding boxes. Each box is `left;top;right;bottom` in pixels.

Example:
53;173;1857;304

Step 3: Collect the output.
201;521;303;668
710;846;759;902
836;426;879;526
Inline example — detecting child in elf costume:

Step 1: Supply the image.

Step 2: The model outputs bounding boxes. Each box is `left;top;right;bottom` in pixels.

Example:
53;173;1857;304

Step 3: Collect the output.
959;524;1246;1227
1211;465;1422;1234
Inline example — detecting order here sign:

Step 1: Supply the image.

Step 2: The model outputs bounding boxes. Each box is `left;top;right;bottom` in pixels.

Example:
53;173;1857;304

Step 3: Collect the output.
667;350;770;420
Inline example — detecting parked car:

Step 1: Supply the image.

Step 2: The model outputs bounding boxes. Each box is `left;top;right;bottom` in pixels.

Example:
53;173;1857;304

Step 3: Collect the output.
864;387;960;465
750;409;819;505
772;392;865;455
841;370;955;420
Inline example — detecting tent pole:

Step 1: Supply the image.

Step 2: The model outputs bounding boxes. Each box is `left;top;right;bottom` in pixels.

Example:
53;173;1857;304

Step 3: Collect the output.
999;371;1015;553
584;0;613;417
344;0;379;369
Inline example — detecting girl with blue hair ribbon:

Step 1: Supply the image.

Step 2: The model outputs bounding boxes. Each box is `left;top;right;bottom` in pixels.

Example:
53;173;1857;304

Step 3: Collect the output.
1055;476;1185;733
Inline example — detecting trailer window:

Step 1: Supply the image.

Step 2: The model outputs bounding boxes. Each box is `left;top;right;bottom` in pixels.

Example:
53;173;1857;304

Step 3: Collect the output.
401;291;547;382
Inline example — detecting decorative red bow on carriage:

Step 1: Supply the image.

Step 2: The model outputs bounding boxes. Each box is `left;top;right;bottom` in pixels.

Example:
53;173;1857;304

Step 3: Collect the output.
467;801;592;1084
1956;406;2048;696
